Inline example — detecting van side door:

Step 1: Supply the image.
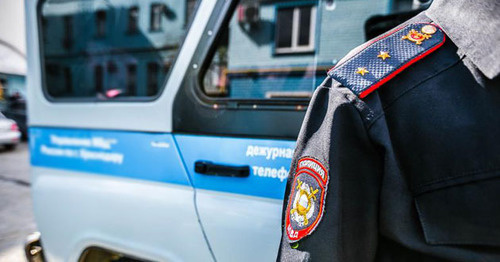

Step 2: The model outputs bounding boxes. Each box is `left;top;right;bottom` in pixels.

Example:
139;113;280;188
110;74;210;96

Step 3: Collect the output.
172;0;404;260
174;1;321;261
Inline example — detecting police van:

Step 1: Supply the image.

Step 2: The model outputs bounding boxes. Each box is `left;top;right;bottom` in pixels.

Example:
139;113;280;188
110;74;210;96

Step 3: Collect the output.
25;0;425;261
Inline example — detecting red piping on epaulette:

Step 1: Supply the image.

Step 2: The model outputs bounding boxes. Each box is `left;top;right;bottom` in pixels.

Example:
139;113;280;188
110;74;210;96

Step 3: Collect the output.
359;32;445;98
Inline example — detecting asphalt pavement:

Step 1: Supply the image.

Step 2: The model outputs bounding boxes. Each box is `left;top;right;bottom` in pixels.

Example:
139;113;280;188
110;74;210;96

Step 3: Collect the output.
0;142;37;262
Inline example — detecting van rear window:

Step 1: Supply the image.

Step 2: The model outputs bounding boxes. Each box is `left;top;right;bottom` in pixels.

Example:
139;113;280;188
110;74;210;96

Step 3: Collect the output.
39;0;198;101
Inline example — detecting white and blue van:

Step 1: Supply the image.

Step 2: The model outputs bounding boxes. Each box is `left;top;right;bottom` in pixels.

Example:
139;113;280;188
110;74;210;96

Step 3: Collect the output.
25;0;425;261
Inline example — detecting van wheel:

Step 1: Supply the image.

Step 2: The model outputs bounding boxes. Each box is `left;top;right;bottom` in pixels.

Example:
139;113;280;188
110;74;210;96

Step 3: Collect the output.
4;144;16;151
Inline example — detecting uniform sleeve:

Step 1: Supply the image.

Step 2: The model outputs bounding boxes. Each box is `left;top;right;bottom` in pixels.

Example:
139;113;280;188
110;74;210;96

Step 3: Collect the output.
277;84;383;261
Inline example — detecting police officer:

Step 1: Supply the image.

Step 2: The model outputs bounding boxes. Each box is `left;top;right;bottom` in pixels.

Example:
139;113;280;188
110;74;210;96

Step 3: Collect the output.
278;0;500;261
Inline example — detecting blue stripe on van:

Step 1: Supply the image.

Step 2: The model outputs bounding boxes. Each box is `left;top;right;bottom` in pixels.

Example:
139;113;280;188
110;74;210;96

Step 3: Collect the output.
29;127;191;186
29;128;295;199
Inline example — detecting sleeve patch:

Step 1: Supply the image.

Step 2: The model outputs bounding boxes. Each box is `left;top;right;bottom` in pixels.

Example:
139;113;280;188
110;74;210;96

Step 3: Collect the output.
286;157;329;243
328;23;445;98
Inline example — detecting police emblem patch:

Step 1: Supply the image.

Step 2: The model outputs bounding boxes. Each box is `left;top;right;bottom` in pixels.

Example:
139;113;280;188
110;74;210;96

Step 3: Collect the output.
286;157;329;242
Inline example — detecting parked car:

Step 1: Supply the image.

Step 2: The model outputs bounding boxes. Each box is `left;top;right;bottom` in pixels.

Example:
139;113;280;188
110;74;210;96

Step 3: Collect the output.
2;93;27;139
0;112;20;150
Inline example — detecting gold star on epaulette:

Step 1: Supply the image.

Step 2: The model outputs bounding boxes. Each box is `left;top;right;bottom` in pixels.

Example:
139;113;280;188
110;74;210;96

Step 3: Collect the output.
377;51;391;60
356;67;369;76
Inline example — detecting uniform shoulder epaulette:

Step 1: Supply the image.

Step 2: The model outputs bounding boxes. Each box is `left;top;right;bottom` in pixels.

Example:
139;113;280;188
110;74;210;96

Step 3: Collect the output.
328;23;445;99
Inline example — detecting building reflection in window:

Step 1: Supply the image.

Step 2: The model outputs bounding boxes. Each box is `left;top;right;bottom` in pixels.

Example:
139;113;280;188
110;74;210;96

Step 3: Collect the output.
95;10;106;37
128;6;139;34
127;64;137;96
63;16;73;49
94;65;104;95
147;62;159;96
40;0;199;100
202;0;407;100
150;3;164;32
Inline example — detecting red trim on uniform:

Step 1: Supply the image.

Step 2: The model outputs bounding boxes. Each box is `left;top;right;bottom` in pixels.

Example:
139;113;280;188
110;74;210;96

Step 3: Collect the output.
359;34;446;98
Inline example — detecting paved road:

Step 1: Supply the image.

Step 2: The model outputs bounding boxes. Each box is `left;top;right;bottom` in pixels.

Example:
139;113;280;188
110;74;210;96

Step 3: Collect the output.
0;143;37;262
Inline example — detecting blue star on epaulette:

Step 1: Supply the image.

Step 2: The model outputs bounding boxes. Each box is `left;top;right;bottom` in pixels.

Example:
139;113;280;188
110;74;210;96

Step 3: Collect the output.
328;23;445;98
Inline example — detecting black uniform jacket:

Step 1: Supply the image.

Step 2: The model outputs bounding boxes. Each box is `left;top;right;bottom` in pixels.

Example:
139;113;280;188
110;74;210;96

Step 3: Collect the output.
277;10;500;262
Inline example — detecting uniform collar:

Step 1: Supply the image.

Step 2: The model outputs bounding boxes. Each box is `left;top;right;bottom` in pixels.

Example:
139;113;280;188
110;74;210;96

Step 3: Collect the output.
426;0;500;79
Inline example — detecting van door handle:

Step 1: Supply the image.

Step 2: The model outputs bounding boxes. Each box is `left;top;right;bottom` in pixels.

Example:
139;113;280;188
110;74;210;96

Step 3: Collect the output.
194;161;250;178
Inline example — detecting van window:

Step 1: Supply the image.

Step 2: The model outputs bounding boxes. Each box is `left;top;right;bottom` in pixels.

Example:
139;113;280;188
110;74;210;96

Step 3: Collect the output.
201;0;424;102
174;0;427;138
202;1;322;100
39;0;199;100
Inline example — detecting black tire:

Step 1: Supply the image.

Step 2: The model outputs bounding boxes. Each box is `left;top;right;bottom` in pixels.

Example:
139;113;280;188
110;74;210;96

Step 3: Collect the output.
4;144;16;151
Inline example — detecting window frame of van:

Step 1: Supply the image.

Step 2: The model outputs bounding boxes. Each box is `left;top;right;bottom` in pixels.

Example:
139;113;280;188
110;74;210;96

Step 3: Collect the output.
195;0;320;109
36;0;201;103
